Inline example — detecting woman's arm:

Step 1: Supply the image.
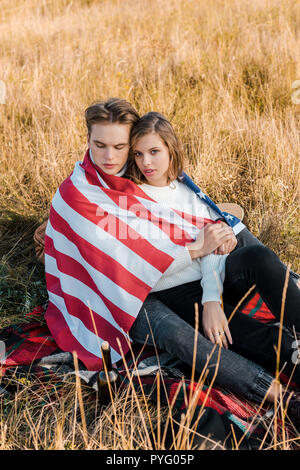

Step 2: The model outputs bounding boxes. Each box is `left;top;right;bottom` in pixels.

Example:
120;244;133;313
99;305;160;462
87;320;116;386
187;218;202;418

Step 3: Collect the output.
199;253;227;304
199;253;233;349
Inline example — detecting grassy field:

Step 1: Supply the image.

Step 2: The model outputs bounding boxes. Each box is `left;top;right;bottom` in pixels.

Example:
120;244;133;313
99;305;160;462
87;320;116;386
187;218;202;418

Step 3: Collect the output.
0;0;300;450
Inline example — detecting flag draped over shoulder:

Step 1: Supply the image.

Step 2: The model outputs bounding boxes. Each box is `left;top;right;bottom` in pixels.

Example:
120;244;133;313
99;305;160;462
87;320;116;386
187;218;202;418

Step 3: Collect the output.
44;150;218;370
178;173;245;235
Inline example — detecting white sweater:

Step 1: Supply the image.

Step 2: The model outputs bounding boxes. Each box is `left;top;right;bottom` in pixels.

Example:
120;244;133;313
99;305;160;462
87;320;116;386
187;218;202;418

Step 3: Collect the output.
139;180;228;304
90;147;227;303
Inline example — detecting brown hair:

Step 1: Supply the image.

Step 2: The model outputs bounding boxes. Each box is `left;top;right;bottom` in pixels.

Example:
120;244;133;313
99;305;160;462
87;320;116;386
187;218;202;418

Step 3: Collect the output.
85;97;140;136
126;112;184;185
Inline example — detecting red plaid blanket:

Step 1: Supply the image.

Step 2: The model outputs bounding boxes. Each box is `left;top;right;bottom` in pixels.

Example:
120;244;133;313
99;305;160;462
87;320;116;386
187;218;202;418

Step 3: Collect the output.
0;295;297;449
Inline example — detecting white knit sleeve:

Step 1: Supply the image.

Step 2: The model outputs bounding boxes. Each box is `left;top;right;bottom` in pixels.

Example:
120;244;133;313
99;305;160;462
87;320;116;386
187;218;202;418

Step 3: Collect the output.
199;254;228;304
162;246;192;276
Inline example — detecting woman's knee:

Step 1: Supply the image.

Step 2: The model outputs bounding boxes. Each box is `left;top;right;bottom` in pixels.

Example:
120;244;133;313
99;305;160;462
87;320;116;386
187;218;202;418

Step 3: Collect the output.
232;245;277;270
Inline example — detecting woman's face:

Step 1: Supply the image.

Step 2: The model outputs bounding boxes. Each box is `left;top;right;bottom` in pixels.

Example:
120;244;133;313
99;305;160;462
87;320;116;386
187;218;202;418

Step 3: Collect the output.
133;132;170;187
87;122;131;175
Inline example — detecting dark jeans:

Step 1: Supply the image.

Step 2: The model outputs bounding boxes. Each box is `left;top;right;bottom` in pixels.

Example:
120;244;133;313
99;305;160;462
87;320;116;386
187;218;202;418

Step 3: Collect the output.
154;244;300;385
236;227;299;283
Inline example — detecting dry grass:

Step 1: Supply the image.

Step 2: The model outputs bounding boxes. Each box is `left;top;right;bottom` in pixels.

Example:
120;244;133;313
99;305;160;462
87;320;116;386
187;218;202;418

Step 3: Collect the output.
0;0;300;450
0;336;299;451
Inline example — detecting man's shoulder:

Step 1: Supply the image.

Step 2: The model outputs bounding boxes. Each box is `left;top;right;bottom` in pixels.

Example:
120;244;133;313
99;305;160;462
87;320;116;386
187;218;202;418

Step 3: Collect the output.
57;171;74;190
50;169;77;205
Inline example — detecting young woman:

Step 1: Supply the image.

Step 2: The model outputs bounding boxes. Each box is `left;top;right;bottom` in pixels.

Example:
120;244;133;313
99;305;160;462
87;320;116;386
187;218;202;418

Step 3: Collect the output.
127;111;300;421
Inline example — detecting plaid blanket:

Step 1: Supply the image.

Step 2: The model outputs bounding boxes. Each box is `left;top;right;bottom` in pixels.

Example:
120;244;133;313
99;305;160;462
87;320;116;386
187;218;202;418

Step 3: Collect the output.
0;297;297;450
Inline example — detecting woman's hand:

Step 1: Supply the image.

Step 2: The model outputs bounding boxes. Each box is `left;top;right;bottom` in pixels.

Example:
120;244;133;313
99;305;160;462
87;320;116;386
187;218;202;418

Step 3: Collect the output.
202;301;233;349
187;223;234;260
213;222;237;255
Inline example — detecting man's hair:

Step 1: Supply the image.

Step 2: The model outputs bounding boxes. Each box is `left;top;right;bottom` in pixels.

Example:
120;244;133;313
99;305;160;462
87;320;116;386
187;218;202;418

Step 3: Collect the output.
126;112;184;185
85;98;140;136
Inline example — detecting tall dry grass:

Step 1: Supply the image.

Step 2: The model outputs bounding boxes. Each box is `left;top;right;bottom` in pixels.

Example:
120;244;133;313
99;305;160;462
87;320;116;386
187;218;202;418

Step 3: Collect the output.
0;0;300;450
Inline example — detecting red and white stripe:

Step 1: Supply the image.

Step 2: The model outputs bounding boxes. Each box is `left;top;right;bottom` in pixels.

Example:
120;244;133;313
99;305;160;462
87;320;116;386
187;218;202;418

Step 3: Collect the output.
44;150;216;370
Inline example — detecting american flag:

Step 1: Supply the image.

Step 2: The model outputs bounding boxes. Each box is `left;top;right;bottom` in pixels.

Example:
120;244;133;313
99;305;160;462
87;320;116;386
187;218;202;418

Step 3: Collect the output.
44;150;217;370
178;173;245;235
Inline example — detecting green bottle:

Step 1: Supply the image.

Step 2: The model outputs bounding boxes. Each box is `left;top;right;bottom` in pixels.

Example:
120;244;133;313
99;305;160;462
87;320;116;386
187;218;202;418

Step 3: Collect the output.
97;341;120;406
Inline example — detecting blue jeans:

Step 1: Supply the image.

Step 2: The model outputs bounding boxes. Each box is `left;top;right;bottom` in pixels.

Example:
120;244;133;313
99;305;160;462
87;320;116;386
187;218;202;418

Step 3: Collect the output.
129;294;274;403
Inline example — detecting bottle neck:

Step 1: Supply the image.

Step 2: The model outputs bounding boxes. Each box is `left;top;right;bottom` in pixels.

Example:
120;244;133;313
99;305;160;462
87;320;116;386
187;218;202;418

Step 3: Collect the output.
102;347;112;372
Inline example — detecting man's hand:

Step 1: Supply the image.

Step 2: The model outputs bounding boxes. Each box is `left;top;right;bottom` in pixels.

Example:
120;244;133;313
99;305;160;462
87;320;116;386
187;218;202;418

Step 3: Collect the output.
187;222;234;260
202;302;233;349
214;222;237;255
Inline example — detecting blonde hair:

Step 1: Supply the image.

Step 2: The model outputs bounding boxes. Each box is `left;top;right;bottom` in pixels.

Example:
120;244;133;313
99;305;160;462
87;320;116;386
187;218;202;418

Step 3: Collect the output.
126;112;184;185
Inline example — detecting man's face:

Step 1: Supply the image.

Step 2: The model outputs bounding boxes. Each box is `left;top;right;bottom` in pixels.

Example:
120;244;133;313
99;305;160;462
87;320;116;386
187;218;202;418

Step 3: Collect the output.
87;122;131;175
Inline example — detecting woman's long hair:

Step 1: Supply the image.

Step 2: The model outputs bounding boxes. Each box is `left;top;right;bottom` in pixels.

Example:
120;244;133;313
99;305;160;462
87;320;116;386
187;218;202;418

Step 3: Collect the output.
126;112;185;185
